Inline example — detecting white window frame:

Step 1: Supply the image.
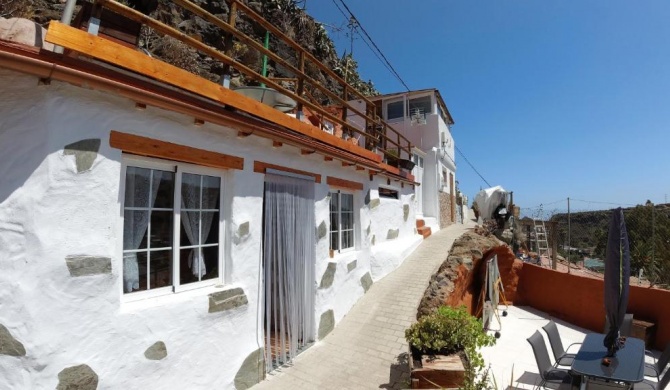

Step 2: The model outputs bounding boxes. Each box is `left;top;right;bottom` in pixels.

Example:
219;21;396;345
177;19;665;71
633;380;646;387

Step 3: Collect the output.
121;155;226;302
408;95;433;117
329;190;356;254
385;97;406;122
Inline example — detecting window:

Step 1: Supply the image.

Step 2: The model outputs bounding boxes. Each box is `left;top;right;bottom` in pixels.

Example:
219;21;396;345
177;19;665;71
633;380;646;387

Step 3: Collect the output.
330;191;354;252
412;154;424;168
379;187;399;199
408;96;432;116
122;158;223;296
386;99;405;121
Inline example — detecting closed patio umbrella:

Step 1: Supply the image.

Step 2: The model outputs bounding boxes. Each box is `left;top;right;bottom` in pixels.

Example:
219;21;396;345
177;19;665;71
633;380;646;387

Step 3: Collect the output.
603;207;631;357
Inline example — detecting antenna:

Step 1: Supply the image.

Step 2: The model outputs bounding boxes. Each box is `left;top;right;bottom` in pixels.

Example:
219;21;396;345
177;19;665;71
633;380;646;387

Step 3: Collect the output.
410;108;426;126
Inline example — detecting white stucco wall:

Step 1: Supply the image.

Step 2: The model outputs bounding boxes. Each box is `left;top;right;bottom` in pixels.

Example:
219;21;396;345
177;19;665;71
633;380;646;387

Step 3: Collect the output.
0;69;423;389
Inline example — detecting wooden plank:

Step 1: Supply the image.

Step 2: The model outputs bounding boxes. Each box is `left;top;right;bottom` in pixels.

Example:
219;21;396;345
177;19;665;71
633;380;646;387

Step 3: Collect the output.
253;161;321;183
45;21;382;163
109;130;244;170
326;176;363;191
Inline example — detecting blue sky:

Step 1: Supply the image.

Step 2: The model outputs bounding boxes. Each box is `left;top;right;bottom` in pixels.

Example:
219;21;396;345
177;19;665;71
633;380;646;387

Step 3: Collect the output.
306;1;670;212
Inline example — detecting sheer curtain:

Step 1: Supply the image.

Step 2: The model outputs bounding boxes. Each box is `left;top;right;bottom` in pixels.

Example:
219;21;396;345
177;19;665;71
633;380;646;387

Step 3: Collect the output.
181;174;217;279
123;168;163;293
263;171;315;371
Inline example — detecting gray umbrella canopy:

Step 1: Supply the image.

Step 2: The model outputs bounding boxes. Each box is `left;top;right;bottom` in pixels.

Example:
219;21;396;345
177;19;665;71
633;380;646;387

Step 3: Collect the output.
603;207;631;356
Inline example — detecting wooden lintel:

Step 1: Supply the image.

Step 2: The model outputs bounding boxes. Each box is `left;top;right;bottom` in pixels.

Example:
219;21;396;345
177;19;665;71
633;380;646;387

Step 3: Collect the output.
237;131;252;138
109;130;244;170
301;149;315;155
324;156;334;162
254;161;321;183
272;141;283;148
326;176;363;191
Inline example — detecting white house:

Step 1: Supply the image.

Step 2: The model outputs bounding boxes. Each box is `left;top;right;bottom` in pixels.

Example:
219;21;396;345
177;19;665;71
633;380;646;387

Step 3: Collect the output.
0;6;428;389
354;89;460;234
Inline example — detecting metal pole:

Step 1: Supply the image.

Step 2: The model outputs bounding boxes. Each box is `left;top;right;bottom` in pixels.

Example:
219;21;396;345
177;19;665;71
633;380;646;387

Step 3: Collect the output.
260;30;269;88
567;197;571;274
53;0;78;54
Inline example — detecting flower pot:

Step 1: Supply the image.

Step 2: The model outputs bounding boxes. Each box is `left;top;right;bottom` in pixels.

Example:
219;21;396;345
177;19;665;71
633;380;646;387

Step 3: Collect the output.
408;345;466;389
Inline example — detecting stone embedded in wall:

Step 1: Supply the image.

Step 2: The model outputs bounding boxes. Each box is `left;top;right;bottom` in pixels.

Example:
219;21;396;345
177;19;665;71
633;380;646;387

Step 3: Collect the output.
65;256;112;277
56;364;98;390
371;235;376;246
234;348;265;390
411;194;416;202
319;262;337;289
364;189;371;205
347;260;357;273
317;221;327;241
63;139;101;173
369;198;380;209
0;324;26;357
318;310;335;340
234;222;250;245
387;228;399;240
208;288;248;313
439;192;455;228
366;222;371;236
360;272;373;292
403;204;410;221
144;341;167;360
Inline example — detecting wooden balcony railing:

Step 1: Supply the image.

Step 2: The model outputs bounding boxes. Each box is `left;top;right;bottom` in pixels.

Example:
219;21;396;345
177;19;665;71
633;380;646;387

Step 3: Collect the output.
86;0;413;165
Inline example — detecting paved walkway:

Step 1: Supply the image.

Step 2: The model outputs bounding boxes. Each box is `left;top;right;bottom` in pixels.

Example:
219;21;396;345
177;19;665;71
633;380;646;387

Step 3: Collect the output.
253;221;475;390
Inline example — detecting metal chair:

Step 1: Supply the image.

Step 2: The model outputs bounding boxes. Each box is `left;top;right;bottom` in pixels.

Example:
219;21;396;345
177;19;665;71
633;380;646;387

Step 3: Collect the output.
645;343;670;382
527;330;575;389
542;320;581;367
633;368;670;389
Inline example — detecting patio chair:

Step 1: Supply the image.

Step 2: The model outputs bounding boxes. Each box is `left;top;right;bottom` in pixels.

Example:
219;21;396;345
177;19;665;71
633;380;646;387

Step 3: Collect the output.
527;330;575;389
645;343;670;382
604;314;634;337
633;367;670;389
542;320;581;367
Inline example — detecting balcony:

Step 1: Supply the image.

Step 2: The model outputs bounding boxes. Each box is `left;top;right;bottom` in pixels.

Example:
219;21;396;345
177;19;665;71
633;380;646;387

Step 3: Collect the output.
43;0;414;177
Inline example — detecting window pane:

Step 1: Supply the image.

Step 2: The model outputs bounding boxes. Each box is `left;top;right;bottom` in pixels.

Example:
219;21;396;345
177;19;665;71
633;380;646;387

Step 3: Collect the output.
180;248;207;285
202;175;220;210
123;210;148;250
182;173;201;209
202;246;218;281
341;194;353;212
150;211;173;249
124;166;151;208
201;211;219;244
329;192;338;212
342;230;353;250
409;96;432;116
149;250;172;289
330;211;339;233
153;171;175;209
123;252;146;293
180;211;200;246
330;232;339;251
341;212;353;231
387;100;404;120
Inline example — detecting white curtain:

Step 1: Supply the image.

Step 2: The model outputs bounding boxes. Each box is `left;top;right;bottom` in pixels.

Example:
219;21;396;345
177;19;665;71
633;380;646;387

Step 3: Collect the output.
181;174;218;278
123;169;163;293
263;172;315;371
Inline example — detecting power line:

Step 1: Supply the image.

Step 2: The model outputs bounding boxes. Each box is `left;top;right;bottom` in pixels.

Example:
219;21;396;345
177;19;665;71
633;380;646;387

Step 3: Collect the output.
334;0;411;91
455;146;491;188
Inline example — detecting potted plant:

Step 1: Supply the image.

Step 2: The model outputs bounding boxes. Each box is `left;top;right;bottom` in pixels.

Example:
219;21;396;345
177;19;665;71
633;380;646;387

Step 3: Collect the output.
405;305;495;389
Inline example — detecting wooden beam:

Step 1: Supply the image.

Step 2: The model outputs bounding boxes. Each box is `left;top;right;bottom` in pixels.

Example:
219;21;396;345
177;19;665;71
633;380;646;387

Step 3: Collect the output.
253;161;321;183
109;130;244;170
356;166;365;171
301;149;315;155
272;141;283;148
237;131;252;138
324;156;334;162
326;176;364;191
342;162;354;167
135;102;146;110
45;21;382;163
194;118;204;126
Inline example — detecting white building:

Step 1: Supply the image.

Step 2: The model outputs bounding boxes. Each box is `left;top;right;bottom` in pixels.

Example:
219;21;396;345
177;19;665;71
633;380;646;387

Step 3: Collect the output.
0;10;429;390
360;89;461;233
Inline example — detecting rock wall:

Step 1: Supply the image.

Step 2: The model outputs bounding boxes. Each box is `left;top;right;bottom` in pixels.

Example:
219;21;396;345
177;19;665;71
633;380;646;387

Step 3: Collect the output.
416;231;523;320
439;192;454;228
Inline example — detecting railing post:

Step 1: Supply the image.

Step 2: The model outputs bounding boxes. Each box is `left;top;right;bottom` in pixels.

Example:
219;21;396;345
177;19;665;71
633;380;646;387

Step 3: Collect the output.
341;85;348;137
221;0;238;88
296;51;305;119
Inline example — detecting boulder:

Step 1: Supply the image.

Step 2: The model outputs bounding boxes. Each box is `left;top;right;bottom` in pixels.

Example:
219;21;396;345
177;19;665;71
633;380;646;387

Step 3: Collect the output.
0;18;54;50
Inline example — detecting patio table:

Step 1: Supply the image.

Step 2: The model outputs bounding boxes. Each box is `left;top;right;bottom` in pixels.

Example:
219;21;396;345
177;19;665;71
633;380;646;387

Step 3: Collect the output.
571;333;645;389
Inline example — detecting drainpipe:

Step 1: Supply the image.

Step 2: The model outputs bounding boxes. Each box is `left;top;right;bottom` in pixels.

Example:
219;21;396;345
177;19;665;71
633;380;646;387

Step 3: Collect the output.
53;0;78;54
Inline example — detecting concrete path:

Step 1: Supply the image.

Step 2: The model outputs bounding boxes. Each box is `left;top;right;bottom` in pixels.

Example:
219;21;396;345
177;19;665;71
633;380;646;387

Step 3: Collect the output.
253;221;476;390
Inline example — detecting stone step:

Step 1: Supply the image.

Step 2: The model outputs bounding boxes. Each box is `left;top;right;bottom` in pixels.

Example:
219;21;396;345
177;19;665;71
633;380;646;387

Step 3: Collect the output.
416;219;426;228
417;225;432;239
